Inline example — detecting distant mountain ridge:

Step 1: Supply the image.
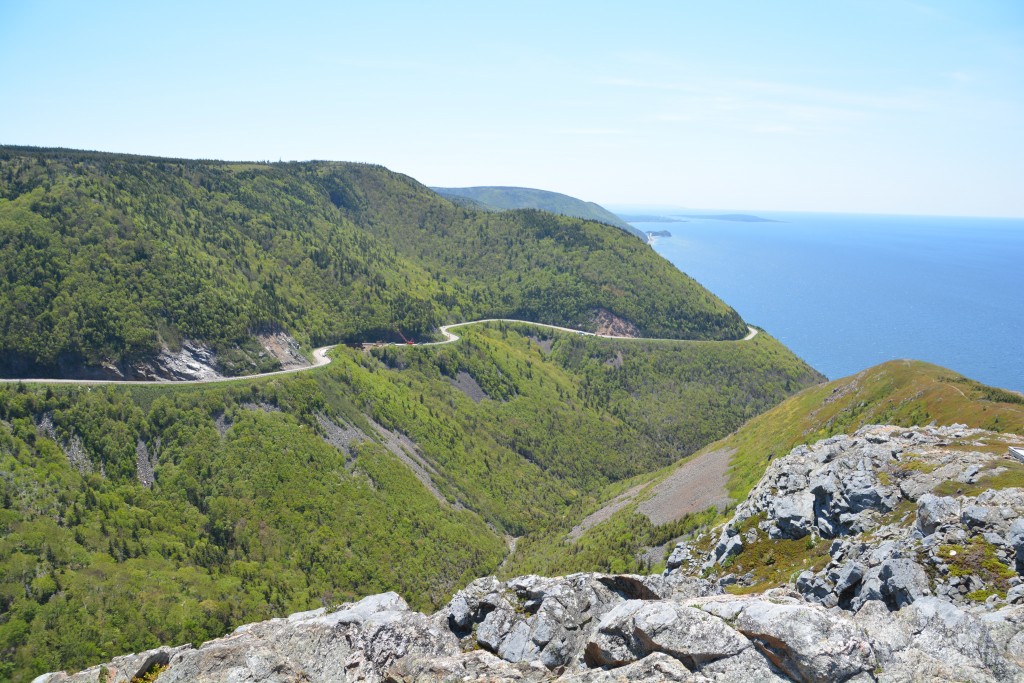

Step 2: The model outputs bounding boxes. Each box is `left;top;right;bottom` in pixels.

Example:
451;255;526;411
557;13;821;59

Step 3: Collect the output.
431;185;646;239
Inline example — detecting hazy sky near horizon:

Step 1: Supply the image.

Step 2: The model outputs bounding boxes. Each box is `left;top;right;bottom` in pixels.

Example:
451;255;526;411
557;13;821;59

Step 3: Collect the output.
2;1;1022;217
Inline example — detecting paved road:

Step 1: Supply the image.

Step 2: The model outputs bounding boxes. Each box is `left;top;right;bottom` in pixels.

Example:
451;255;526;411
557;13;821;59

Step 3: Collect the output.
427;319;759;345
0;321;758;386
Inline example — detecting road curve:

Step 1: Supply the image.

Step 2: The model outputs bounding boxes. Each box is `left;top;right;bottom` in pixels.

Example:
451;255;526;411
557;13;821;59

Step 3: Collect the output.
0;322;758;386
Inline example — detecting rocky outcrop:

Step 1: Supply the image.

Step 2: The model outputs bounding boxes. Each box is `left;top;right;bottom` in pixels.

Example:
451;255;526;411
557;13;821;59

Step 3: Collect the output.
442;572;720;671
691;424;1024;615
34;571;1024;682
36;413;92;474
584;599;750;669
592;309;639;338
256;331;310;371
147;341;222;380
70;341;227;381
18;332;311;381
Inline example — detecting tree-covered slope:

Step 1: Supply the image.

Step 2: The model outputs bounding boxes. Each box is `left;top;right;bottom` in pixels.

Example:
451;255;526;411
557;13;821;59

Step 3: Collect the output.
0;147;746;379
430;185;644;238
319;164;744;340
0;324;820;681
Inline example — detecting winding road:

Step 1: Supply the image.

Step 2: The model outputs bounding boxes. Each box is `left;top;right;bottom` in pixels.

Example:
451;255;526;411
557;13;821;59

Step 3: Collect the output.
0;321;758;386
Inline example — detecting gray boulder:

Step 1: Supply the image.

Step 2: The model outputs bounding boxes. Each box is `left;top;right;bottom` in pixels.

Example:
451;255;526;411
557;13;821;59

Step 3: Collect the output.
917;494;960;536
879;559;931;610
701;596;876;683
1010;518;1024;574
478;606;538;662
386;649;551;682
771;491;816;539
832;561;866;599
560;652;694;682
855;597;1024;682
694;646;793;682
665;542;692;571
852;559;930;612
962;503;993;529
704;532;744;569
585;599;749;669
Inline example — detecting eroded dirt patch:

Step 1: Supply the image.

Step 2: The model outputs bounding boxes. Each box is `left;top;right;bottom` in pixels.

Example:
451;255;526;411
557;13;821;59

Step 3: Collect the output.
593;309;639;337
528;335;554;354
636;447;735;526
448;371;487;403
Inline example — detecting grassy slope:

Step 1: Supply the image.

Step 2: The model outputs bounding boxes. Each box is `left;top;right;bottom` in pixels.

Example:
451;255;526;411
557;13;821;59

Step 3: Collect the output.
719;359;1024;501
430;185;643;237
517;360;1024;579
0;147;744;378
702;361;1024;595
0;325;819;682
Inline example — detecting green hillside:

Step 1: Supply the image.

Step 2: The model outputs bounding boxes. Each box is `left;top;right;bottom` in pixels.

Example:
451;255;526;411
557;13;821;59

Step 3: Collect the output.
431;185;645;238
0;147;744;379
715;359;1024;500
0;324;820;681
507;360;1024;578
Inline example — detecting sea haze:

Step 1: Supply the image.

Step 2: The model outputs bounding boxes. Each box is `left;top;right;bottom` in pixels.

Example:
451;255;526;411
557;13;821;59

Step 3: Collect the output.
634;211;1024;393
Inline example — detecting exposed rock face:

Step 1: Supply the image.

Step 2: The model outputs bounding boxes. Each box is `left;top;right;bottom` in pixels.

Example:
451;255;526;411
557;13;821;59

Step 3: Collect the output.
34;572;1024;682
592;309;639;338
26;332;310;381
695;424;1024;614
135;438;157;487
63;340;228;381
36;413;92;474
256;331;310;371
148;341;222;380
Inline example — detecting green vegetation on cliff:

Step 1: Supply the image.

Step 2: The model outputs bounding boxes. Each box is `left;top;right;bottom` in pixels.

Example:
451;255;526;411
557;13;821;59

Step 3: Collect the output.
0;146;744;378
0;324;819;681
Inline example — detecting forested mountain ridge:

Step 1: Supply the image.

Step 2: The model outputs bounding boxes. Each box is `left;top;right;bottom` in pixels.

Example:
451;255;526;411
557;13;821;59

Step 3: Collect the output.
0;146;745;380
430;185;645;238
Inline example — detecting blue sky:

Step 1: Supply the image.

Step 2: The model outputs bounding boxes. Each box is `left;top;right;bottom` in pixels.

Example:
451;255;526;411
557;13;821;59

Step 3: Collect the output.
2;1;1022;216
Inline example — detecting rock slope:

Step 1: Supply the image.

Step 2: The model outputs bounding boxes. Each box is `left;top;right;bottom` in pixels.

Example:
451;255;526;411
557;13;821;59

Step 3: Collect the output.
690;425;1024;614
34;571;1024;682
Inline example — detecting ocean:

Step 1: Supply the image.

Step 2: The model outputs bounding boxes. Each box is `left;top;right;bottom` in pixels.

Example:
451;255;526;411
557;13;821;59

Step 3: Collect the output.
632;211;1024;393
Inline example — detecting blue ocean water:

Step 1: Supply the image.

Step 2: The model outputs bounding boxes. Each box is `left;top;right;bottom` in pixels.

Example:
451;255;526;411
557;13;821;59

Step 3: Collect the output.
636;212;1024;393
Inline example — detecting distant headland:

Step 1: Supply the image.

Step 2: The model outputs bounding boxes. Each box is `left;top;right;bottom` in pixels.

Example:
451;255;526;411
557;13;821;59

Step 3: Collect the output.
623;213;779;223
